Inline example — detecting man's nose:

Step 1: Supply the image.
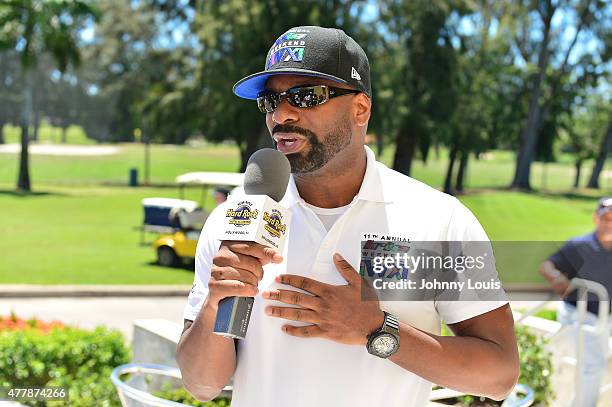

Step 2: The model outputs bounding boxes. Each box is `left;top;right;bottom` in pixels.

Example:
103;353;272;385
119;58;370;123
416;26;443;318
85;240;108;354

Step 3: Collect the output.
271;98;299;124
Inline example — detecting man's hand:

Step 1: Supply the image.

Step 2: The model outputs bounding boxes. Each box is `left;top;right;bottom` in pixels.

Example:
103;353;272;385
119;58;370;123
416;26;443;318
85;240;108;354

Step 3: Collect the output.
207;241;283;310
552;278;570;297
262;253;384;346
539;260;570;297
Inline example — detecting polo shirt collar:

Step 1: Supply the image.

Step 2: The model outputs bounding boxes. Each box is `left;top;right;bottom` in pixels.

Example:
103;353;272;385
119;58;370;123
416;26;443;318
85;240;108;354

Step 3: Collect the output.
279;145;392;208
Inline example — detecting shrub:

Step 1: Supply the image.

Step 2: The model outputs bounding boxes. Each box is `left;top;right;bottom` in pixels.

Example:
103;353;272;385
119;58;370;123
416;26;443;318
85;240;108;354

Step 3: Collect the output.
0;322;130;407
515;324;554;406
441;323;554;406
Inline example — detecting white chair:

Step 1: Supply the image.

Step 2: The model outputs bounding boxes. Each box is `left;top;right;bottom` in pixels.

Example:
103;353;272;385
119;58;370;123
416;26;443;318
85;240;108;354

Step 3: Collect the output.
516;278;612;404
111;363;232;407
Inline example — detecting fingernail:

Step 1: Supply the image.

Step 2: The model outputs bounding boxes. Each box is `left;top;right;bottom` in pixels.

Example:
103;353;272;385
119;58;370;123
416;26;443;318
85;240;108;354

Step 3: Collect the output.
275;275;281;283
265;307;272;315
333;253;342;261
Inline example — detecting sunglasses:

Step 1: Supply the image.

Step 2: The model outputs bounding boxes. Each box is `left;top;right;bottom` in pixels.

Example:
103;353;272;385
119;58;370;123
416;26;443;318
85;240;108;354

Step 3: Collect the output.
257;85;361;113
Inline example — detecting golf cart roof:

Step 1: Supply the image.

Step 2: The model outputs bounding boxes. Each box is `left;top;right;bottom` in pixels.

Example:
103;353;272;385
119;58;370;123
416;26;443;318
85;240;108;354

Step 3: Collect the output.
175;172;244;186
141;198;199;210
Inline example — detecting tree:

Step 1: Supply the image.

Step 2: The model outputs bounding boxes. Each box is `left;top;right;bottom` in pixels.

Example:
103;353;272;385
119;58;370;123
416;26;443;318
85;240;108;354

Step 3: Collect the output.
510;0;608;190
586;123;611;188
379;0;462;176
0;0;98;191
189;0;364;171
443;0;525;194
0;50;22;144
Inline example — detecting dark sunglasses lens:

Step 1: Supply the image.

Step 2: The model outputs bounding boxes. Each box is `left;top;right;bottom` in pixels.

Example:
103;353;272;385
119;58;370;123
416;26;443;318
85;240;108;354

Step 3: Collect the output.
288;86;327;108
266;95;279;113
257;86;329;113
257;94;278;113
256;97;267;113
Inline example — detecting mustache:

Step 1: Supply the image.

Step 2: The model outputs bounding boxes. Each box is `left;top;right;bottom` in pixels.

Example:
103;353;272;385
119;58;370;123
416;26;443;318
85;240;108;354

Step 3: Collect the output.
271;124;315;140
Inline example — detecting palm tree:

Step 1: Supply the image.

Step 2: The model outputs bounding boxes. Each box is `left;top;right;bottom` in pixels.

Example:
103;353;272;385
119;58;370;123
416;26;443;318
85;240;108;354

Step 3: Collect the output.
0;0;98;191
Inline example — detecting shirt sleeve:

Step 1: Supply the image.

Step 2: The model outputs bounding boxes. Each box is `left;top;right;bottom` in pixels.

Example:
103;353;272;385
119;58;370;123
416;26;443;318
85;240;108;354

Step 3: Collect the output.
182;204;225;322
435;199;509;325
548;241;580;280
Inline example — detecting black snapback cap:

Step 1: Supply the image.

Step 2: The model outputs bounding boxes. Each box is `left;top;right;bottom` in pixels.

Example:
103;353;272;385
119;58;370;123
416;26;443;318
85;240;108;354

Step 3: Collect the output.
233;26;371;100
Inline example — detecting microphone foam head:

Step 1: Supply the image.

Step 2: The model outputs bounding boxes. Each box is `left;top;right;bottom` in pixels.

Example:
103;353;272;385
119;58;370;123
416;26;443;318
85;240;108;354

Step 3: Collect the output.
244;148;291;201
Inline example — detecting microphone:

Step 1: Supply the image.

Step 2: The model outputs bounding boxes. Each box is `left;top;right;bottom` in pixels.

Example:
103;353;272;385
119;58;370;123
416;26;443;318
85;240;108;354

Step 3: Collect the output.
214;148;292;339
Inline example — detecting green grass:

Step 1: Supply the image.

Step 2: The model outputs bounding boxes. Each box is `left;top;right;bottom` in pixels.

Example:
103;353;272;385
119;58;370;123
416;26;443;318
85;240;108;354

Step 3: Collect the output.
2;134;609;191
0;135;609;284
0;143;241;185
2;122;94;145
0;184;599;285
0;185;199;284
460;191;600;284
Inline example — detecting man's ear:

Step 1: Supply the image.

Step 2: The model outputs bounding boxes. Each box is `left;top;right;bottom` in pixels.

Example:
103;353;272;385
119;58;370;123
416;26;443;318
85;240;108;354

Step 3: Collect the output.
353;93;371;127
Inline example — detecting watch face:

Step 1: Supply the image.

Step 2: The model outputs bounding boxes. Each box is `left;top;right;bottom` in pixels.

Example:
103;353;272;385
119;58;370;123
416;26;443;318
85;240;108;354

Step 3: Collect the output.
371;333;399;357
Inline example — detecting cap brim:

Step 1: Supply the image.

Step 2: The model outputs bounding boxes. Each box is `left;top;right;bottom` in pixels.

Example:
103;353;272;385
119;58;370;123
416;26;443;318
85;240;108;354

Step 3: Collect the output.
233;68;348;100
597;206;612;216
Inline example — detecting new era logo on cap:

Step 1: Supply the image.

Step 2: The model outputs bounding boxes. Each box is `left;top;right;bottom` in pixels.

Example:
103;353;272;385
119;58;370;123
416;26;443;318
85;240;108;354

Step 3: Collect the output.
351;67;361;81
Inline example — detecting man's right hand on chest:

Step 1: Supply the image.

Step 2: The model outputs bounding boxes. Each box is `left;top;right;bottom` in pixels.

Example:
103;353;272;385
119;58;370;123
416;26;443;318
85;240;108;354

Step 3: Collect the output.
207;241;283;309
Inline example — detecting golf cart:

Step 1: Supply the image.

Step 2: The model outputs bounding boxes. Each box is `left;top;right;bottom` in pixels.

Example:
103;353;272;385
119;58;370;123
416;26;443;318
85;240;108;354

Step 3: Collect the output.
141;172;244;267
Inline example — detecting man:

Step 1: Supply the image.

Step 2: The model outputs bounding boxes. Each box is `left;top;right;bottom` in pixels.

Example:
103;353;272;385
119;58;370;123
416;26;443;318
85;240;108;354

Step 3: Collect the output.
177;26;519;407
540;196;612;407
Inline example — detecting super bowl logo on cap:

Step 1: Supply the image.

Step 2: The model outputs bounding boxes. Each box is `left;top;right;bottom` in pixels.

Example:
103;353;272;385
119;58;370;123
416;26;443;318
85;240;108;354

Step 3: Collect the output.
266;29;310;68
262;209;287;239
226;201;259;227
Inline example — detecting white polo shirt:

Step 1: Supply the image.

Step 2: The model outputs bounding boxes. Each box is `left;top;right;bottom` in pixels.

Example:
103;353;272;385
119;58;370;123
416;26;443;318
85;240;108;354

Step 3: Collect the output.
184;146;507;407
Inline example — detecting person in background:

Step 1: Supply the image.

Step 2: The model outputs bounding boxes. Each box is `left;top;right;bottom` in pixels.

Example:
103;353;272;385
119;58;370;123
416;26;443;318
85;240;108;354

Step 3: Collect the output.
213;187;230;205
539;196;612;407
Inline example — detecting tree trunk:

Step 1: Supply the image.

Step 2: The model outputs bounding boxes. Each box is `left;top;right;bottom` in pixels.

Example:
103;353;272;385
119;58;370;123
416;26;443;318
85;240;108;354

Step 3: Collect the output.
239;124;273;172
376;133;384;158
32;108;40;142
61;126;68;143
587;124;612;189
455;151;469;193
392;121;417;176
17;72;33;192
443;145;458;195
574;159;582;189
511;1;554;190
0;121;5;144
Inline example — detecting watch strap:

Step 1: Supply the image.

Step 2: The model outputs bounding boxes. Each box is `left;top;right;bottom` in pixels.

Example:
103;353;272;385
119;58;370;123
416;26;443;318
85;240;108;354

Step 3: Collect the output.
381;312;400;336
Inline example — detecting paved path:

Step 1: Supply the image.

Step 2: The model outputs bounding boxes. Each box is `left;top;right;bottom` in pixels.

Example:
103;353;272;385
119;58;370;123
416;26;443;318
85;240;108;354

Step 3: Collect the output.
0;143;120;156
0;297;186;342
0;294;556;342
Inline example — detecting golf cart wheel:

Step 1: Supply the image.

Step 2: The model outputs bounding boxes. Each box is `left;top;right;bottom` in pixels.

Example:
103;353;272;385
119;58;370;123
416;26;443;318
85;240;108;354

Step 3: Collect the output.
157;246;178;267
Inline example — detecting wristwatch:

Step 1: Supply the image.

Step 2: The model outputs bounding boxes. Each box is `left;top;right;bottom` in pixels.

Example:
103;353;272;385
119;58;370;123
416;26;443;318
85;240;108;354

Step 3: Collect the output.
366;311;400;358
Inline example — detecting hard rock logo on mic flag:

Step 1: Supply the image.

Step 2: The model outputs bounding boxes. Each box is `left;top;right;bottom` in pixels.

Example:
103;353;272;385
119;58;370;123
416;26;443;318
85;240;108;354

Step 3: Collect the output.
263;209;287;238
226;201;259;227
